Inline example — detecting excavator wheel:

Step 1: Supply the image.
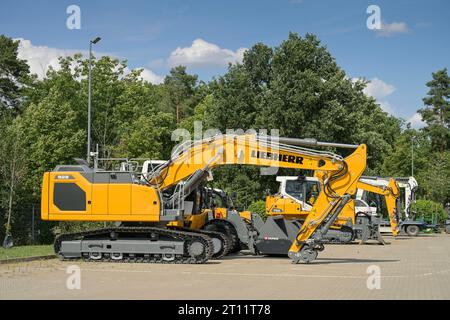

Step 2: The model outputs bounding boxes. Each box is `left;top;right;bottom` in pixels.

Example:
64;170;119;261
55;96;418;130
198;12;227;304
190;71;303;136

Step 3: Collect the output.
203;220;241;254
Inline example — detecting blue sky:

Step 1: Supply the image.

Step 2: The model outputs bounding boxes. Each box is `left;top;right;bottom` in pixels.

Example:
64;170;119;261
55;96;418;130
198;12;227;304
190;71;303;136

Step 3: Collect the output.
1;0;449;126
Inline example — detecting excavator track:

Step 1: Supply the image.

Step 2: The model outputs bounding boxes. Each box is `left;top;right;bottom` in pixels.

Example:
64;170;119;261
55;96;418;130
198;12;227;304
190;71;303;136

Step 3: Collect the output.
320;226;355;244
171;228;231;259
203;219;241;253
54;227;214;264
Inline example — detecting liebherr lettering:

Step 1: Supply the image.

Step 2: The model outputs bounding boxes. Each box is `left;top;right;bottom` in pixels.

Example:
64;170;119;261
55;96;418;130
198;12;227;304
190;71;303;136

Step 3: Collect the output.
251;150;303;164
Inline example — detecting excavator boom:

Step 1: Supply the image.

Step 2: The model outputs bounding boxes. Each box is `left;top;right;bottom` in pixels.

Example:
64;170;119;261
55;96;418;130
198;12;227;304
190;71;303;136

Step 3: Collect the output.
148;134;344;189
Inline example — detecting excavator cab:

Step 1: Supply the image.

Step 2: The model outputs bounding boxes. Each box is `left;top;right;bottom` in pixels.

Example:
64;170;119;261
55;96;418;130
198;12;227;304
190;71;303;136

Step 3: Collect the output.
266;176;320;219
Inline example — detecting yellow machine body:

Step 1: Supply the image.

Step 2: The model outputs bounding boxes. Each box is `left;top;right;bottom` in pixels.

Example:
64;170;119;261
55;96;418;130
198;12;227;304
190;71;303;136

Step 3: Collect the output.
41;171;161;222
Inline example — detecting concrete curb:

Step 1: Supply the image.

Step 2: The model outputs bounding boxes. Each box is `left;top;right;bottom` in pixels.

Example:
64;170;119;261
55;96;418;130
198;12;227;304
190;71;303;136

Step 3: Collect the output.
0;255;56;265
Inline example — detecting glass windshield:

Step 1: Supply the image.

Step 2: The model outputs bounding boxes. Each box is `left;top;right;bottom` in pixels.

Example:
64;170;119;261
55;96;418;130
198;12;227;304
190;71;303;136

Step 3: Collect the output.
285;180;320;205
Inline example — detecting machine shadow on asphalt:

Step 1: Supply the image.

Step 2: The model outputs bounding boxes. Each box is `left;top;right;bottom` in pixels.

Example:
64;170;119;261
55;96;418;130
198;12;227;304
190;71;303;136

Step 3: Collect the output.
312;258;399;265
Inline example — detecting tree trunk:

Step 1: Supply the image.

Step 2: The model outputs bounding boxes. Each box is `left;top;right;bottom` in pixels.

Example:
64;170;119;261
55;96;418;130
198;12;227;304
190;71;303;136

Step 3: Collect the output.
6;158;15;235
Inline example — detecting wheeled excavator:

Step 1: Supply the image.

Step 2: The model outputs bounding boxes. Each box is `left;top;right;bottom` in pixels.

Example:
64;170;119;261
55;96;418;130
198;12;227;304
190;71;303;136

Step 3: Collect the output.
41;134;366;264
265;175;400;244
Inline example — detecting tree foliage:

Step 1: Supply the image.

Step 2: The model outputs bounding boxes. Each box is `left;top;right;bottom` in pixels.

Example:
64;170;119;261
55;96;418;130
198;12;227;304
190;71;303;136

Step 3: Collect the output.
0;35;30;116
419;68;450;153
383;69;450;206
247;200;267;221
206;33;400;171
162;66;200;125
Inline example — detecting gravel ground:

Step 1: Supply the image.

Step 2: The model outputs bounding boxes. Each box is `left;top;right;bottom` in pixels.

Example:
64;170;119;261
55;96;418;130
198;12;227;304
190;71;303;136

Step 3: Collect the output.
1;233;450;299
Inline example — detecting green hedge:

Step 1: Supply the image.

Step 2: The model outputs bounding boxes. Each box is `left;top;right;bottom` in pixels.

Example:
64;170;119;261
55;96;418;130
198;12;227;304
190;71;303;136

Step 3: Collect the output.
411;199;447;224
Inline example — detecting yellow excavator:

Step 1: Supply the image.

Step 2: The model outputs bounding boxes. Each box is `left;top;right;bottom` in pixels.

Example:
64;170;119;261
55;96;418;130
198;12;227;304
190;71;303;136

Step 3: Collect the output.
41;134;366;264
266;176;400;244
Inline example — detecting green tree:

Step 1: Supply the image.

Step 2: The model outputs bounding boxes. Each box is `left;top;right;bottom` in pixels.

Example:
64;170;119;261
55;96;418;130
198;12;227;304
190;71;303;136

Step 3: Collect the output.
0;116;27;243
417;151;450;204
207;166;262;210
207;33;400;170
247;200;267;221
419;68;450;153
113;113;174;159
162;66;199;125
179;94;214;133
205;33;401;198
112;69;176;159
0;35;30;116
19;88;86;197
87;56;127;157
381;128;430;177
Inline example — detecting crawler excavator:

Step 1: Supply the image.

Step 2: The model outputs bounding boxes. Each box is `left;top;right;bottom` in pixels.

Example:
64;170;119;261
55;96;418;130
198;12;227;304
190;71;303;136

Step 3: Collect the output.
41;134;366;264
265;176;400;244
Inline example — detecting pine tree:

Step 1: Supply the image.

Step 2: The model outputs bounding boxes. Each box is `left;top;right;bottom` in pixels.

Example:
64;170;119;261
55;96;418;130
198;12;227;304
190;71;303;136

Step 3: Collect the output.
419;68;450;153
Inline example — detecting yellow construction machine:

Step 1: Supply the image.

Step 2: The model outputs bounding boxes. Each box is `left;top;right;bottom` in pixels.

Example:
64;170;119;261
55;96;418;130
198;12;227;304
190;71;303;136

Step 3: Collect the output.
266;176;400;244
41;134;366;263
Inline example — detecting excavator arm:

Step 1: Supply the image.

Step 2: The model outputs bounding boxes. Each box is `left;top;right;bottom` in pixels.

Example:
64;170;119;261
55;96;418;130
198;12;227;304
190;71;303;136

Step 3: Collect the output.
148;134;343;189
356;179;400;236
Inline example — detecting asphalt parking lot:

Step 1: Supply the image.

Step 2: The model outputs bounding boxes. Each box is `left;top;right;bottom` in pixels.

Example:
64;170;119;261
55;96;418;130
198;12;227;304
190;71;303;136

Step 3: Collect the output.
1;234;450;300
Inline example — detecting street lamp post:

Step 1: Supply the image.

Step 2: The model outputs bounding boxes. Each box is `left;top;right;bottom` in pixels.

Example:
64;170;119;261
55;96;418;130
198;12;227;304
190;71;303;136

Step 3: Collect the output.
87;36;101;162
411;136;415;177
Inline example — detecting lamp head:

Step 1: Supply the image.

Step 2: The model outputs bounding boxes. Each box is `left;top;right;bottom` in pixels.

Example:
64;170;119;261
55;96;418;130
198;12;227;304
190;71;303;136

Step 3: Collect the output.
91;37;101;44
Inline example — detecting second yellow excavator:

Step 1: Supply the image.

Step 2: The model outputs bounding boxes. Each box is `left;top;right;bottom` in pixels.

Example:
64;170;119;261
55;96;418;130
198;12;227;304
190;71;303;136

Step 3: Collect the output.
265;175;400;244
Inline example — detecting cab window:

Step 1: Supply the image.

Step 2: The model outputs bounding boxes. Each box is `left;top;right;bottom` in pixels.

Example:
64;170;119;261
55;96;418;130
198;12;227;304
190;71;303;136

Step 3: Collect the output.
285;180;320;205
285;180;304;201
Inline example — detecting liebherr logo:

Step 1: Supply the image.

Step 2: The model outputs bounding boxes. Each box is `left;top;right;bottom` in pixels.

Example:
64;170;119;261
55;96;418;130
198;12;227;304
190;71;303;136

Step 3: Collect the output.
251;150;304;164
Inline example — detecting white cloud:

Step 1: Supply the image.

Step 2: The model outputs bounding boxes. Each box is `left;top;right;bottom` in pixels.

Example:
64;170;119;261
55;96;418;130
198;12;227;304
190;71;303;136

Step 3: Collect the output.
363;77;396;99
407;113;426;129
378;101;394;114
136;68;164;84
167;38;247;68
16;38;80;79
352;77;396;115
375;21;409;38
15;38;163;84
